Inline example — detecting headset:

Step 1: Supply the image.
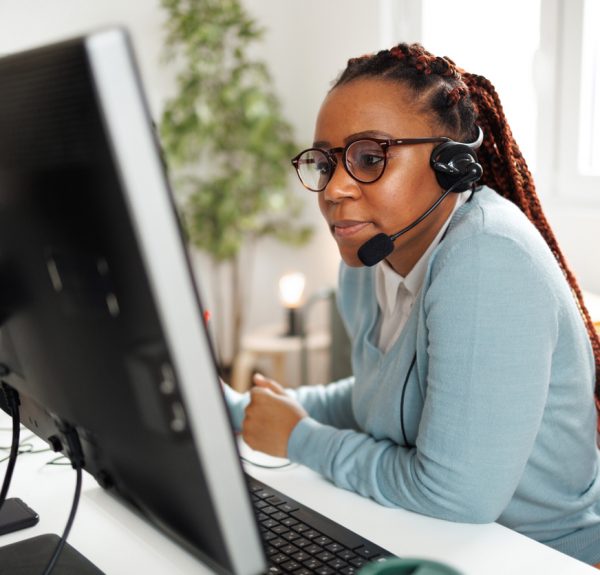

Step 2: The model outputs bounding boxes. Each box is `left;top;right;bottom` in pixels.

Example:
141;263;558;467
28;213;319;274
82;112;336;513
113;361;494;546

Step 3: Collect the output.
430;126;484;192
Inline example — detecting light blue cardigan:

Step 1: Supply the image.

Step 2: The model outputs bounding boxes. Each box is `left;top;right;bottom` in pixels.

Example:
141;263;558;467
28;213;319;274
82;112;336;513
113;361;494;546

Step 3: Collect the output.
225;186;600;563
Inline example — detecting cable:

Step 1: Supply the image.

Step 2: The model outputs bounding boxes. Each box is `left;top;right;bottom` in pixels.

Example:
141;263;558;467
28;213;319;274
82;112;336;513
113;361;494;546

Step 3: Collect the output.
399;353;417;448
0;431;52;463
240;455;295;470
42;464;83;575
0;384;20;510
47;455;71;466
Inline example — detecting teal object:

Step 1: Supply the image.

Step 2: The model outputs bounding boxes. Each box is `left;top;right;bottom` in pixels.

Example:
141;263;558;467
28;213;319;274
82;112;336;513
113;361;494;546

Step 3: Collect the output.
358;557;463;575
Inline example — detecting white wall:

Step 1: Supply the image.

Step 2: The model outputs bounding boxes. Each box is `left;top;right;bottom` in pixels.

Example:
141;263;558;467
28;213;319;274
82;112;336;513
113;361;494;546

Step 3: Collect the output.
0;0;173;117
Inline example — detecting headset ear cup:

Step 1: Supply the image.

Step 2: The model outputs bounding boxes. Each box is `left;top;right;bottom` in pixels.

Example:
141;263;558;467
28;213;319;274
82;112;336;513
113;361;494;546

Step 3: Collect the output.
430;142;481;192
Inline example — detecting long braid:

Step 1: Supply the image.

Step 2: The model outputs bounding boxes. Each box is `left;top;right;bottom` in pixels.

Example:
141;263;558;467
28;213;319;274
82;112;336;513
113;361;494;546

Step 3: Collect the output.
464;72;600;409
335;43;600;414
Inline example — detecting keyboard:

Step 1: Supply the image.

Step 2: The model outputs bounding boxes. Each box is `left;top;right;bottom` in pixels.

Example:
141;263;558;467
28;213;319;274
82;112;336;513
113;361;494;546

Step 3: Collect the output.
247;476;395;574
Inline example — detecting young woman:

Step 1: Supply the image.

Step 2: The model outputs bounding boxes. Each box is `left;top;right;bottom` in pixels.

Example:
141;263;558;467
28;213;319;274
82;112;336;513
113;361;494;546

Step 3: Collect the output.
224;43;600;565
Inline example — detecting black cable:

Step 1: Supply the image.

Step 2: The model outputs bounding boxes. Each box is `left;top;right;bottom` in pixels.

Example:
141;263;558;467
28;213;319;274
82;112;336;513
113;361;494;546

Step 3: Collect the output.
240;455;294;470
42;464;83;575
0;384;20;510
47;455;71;466
400;353;417;448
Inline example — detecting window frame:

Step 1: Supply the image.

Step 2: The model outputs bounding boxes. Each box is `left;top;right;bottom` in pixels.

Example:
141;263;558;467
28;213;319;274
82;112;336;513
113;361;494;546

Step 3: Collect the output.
539;0;600;203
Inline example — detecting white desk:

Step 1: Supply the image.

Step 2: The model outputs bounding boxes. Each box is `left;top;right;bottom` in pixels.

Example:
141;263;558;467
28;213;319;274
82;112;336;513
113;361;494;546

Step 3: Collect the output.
0;416;598;575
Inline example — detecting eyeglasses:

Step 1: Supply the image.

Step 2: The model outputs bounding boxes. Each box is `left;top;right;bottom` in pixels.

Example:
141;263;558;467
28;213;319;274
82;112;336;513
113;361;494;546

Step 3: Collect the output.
291;137;449;192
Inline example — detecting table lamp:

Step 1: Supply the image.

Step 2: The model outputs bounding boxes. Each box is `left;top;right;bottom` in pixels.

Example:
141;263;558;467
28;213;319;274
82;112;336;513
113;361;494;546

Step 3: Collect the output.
278;272;305;336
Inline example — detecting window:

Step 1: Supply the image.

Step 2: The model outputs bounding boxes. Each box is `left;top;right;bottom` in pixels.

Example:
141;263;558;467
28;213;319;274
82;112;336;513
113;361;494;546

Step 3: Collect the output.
381;0;599;202
421;0;541;171
580;0;600;174
551;0;600;200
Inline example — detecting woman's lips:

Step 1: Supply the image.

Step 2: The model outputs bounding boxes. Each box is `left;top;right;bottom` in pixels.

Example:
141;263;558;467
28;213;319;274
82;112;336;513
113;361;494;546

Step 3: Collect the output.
332;220;371;238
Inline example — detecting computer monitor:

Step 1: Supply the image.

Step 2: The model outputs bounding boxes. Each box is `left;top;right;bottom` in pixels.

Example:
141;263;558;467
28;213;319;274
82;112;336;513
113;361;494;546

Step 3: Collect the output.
0;27;266;575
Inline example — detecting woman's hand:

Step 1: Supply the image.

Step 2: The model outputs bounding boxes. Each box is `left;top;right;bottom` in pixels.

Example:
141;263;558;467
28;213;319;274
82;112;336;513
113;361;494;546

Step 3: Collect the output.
242;374;307;458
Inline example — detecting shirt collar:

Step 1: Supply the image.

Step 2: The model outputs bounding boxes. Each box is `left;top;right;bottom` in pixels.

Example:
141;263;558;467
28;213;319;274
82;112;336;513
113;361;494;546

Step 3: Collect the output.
375;193;468;314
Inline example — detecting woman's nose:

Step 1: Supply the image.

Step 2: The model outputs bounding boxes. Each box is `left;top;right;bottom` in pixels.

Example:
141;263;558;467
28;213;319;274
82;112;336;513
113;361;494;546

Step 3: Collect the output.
322;162;361;203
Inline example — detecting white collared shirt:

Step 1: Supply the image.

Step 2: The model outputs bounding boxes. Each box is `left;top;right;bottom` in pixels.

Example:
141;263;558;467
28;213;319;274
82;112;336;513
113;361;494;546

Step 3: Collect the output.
375;193;468;353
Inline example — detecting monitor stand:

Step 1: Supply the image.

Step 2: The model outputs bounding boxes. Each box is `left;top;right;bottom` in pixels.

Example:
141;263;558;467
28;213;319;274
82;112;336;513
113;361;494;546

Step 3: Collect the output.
0;533;105;574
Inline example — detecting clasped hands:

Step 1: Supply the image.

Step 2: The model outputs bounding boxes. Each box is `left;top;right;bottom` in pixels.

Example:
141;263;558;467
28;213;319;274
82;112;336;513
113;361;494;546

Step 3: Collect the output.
242;374;308;458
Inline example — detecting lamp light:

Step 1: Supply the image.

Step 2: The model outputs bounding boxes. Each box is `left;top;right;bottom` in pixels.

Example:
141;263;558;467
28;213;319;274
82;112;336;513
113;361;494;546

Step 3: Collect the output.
278;272;306;336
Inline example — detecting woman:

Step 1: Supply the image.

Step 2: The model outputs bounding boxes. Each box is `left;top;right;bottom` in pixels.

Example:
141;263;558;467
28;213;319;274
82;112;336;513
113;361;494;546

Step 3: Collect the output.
224;43;600;565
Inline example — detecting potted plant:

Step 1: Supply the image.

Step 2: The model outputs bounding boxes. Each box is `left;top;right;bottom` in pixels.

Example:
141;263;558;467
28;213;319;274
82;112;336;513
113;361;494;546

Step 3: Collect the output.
159;0;312;367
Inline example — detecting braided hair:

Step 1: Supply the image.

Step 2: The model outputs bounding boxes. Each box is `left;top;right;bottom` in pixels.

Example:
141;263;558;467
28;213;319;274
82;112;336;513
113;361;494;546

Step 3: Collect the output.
335;43;600;414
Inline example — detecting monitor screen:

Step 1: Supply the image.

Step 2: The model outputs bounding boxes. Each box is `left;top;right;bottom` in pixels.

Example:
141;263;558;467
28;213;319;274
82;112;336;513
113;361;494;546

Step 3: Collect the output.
0;27;266;575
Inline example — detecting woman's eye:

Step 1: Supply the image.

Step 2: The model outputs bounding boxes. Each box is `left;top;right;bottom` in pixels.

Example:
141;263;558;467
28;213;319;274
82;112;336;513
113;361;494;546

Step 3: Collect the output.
358;153;384;170
316;160;331;175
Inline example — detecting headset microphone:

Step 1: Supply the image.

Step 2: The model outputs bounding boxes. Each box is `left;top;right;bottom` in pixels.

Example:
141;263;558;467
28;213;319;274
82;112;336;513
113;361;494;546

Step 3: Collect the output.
357;128;483;267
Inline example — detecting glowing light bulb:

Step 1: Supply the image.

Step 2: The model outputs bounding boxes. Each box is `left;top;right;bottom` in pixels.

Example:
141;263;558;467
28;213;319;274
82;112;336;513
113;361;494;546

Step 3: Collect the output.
278;272;306;309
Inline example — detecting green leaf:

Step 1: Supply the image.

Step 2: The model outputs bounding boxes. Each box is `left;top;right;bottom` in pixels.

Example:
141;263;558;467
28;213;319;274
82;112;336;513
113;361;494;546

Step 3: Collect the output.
159;0;313;263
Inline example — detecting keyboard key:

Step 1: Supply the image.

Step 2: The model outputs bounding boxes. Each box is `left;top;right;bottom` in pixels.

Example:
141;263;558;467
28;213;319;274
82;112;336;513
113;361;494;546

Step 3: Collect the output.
314;536;332;546
267;495;285;505
291;550;311;563
281;560;302;571
316;551;335;562
355;545;381;559
337;549;357;561
326;542;344;553
328;558;349;570
270;537;287;548
315;567;335;575
271;553;288;564
339;567;359;575
293;537;311;548
272;525;290;535
282;517;299;527
304;543;323;555
291;523;310;533
302;558;323;570
262;519;278;529
271;511;288;522
292;569;312;575
349;557;366;568
303;529;320;540
255;490;272;499
281;531;300;542
280;544;299;556
262;506;279;515
279;502;300;513
263;531;278;541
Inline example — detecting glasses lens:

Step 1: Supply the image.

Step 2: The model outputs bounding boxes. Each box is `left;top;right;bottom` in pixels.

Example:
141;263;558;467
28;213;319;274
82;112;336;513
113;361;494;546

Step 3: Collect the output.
346;140;386;183
295;149;332;191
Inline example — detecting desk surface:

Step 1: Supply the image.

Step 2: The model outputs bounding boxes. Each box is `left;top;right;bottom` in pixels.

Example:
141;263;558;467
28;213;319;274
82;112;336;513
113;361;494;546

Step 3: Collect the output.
0;415;597;575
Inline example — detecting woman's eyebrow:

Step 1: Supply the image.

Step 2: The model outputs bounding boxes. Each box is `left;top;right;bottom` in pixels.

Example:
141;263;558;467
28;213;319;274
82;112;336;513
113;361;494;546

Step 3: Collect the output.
312;130;395;149
345;130;394;143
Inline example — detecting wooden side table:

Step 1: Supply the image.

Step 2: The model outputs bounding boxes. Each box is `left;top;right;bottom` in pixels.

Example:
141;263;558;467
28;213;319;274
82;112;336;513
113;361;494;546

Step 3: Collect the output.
230;324;330;392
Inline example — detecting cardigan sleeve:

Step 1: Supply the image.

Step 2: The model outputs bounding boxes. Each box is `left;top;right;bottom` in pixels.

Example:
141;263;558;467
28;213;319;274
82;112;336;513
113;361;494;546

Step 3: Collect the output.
222;376;359;432
287;377;359;430
288;234;562;523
